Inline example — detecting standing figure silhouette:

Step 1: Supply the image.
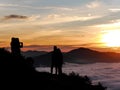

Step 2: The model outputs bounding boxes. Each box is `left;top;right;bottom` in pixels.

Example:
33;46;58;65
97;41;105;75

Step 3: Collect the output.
10;37;23;55
51;46;63;75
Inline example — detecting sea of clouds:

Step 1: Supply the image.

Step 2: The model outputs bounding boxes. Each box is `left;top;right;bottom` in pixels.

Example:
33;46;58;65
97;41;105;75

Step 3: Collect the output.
36;63;120;90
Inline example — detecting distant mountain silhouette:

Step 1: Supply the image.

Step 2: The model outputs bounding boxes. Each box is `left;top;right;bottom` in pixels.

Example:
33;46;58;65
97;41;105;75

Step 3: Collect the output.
66;47;120;63
34;47;120;67
34;52;52;67
22;50;47;57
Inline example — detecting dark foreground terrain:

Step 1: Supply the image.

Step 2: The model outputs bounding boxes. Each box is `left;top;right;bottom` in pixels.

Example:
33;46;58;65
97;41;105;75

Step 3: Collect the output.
0;48;107;90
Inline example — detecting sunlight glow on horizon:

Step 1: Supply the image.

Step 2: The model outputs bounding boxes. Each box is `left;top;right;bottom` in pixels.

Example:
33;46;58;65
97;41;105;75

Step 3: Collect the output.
101;30;120;47
1;0;120;52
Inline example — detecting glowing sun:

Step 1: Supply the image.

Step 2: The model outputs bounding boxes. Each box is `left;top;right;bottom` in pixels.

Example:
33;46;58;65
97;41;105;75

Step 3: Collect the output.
102;30;120;47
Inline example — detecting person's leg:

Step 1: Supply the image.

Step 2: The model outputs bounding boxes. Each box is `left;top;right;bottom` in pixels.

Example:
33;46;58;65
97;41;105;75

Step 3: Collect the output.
51;65;53;74
58;66;62;75
61;65;63;74
58;66;60;75
55;66;57;75
60;67;62;74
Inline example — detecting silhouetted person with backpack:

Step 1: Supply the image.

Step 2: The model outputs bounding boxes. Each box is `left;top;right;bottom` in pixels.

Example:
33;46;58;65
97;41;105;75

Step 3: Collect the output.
11;37;23;56
51;46;63;75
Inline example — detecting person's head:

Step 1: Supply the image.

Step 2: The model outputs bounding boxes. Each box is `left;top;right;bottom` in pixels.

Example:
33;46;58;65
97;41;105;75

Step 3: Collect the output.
54;46;57;50
11;37;19;43
11;37;15;42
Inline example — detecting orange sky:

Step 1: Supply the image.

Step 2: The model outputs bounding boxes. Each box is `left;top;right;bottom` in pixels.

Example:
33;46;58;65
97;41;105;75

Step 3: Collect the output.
1;0;120;52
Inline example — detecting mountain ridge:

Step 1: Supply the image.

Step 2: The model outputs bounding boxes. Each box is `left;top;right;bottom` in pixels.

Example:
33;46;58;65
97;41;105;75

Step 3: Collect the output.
30;47;120;67
22;50;47;57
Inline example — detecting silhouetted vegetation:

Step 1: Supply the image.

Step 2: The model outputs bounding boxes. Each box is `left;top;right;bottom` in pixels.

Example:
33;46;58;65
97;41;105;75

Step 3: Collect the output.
0;38;107;90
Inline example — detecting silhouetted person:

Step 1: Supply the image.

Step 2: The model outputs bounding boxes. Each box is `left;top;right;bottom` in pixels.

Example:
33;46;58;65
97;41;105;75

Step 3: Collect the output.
10;37;23;56
51;46;57;74
56;48;63;75
51;46;63;75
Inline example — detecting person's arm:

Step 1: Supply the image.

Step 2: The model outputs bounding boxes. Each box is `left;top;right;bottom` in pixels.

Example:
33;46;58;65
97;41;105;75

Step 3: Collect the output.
20;42;23;48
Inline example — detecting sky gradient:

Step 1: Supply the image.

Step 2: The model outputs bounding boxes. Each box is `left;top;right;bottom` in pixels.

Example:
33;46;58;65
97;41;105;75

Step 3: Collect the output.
1;0;120;52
